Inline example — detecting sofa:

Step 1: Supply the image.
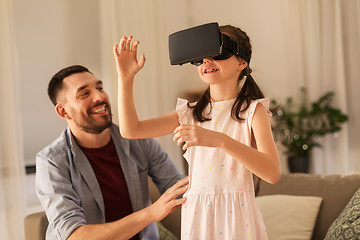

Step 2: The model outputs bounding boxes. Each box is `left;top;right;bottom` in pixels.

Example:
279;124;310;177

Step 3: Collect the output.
25;173;360;240
254;173;360;240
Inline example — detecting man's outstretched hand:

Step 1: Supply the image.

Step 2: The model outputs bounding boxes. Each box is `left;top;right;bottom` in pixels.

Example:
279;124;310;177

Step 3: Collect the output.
147;177;189;222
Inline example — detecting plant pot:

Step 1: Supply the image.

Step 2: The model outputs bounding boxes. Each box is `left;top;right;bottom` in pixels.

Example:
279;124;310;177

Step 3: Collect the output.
287;156;309;173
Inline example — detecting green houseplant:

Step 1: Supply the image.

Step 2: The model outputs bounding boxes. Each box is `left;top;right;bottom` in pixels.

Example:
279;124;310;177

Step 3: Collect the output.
270;87;348;173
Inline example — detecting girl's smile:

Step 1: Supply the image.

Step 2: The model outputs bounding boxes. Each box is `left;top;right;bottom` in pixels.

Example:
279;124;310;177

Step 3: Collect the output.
203;67;219;74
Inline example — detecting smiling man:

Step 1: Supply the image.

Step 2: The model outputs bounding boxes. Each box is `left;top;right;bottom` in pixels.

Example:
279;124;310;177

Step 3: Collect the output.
36;65;187;240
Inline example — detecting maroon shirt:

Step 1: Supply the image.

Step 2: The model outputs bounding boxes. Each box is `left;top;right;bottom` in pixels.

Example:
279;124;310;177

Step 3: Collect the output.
80;138;140;240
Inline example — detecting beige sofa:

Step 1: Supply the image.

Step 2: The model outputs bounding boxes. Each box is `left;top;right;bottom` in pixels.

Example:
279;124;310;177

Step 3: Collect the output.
255;173;360;240
25;173;360;240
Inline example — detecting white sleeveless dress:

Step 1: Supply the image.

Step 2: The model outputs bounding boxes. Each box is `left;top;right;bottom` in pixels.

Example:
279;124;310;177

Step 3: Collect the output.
176;97;270;240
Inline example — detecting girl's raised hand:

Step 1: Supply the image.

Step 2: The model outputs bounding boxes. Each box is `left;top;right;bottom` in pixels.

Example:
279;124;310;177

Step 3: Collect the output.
173;124;223;150
113;35;146;82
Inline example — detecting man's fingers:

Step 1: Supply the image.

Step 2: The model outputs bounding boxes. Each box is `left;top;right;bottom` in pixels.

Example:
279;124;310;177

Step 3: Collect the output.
173;184;189;196
166;184;188;198
164;177;189;198
171;198;187;209
174;177;189;188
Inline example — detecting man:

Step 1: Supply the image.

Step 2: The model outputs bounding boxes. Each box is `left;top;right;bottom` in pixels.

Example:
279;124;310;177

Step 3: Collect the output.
36;65;187;240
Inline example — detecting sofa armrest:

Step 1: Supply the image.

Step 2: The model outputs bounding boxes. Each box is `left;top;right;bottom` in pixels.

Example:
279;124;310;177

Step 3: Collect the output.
24;211;48;240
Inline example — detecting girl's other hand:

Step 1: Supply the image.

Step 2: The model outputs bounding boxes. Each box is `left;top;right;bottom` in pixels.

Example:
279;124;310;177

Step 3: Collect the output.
113;35;146;82
173;124;222;150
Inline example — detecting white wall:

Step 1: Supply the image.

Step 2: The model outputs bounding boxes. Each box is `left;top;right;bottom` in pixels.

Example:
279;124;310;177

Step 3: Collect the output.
12;0;103;214
13;0;101;165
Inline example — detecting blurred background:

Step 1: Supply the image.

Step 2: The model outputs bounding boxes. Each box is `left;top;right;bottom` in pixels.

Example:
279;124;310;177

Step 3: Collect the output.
1;0;359;239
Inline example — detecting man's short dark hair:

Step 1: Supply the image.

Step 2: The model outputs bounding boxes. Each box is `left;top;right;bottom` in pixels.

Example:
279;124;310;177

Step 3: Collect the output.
48;65;92;106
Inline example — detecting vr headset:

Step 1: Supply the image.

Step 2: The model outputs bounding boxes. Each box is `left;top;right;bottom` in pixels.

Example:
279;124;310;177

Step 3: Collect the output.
169;22;249;66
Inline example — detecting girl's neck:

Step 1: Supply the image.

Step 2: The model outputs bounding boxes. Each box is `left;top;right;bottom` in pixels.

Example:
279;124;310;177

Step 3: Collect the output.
209;84;240;102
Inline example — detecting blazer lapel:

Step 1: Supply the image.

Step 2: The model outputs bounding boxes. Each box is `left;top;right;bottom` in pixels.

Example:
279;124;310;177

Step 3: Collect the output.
110;125;143;212
66;128;105;216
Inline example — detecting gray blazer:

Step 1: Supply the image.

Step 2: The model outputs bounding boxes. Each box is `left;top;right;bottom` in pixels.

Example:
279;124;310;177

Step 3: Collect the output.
36;124;184;240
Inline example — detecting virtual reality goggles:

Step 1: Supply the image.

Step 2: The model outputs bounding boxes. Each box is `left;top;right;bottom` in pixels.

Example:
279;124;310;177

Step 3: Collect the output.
169;22;249;66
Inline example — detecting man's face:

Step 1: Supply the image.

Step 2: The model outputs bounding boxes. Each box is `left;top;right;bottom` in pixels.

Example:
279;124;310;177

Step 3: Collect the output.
58;72;112;134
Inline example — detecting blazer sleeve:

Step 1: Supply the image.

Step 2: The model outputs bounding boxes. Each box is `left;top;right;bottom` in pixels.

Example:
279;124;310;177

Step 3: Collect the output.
143;138;185;195
36;150;86;240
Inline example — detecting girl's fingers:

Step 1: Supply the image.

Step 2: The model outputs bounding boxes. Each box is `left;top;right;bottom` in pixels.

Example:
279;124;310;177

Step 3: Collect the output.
138;54;146;68
174;124;194;134
177;137;184;146
132;40;140;52
113;44;118;56
183;141;191;150
125;35;133;50
173;131;180;141
119;36;127;51
117;36;142;54
173;132;185;143
174;125;185;133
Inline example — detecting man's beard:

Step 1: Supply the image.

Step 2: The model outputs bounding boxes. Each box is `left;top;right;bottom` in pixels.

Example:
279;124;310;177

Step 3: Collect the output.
71;102;113;134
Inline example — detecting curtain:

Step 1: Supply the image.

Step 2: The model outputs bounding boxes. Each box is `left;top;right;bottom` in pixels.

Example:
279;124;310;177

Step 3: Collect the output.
0;0;26;239
98;0;188;172
281;0;360;174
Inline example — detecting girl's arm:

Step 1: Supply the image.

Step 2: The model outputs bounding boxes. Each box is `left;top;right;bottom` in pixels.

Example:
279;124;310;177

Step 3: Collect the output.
173;103;281;184
114;36;179;139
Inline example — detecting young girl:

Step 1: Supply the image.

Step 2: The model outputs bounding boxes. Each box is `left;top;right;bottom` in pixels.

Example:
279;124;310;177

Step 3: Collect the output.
114;24;281;239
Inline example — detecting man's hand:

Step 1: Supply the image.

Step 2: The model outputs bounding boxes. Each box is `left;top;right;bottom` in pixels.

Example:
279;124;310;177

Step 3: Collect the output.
113;35;146;82
147;177;189;222
69;177;188;240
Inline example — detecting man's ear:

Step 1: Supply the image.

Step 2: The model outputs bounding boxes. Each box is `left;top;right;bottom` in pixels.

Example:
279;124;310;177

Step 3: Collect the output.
55;103;71;120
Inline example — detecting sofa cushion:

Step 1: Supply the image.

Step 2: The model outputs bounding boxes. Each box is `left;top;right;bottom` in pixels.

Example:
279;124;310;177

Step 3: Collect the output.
324;187;360;240
24;211;48;240
256;195;322;240
256;173;360;240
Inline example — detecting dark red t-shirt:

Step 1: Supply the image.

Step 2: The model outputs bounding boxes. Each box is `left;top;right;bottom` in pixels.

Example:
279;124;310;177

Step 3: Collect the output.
80;138;140;240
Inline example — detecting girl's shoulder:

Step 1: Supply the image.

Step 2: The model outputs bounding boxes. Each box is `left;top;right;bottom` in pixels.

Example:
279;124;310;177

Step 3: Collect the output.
247;98;272;118
176;98;197;109
176;98;195;124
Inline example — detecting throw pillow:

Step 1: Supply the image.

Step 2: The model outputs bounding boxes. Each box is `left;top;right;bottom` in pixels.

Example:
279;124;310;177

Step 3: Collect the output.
255;194;322;240
324;188;360;240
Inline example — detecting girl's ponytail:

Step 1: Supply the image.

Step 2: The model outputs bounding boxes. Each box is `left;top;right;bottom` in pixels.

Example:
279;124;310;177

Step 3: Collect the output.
189;87;212;122
231;66;264;122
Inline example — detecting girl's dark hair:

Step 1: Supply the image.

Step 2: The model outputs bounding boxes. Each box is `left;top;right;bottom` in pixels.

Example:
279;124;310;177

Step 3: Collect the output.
190;25;264;122
48;65;91;106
